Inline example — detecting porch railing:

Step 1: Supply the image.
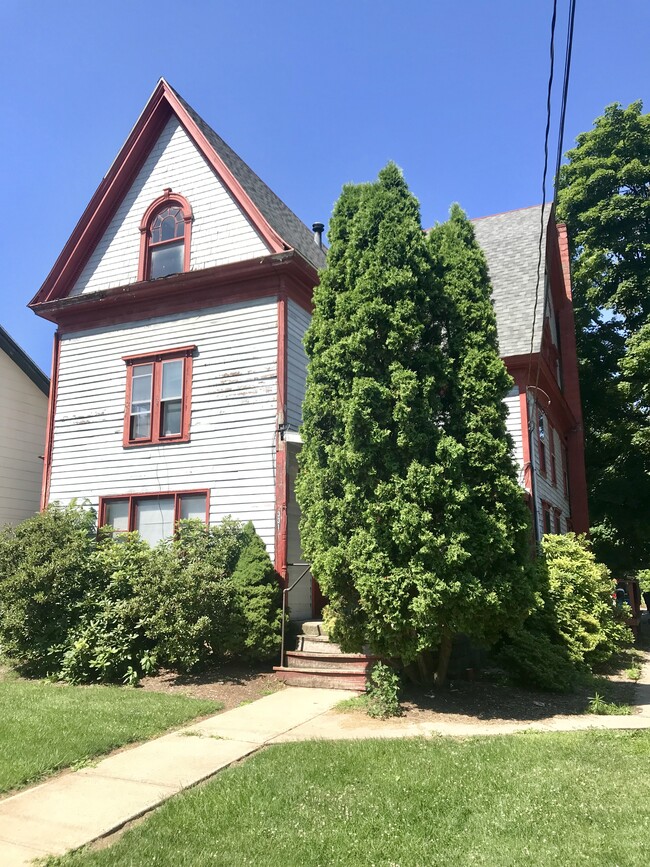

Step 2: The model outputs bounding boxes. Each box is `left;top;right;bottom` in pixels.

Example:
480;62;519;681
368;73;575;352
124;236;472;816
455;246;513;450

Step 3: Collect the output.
279;562;311;667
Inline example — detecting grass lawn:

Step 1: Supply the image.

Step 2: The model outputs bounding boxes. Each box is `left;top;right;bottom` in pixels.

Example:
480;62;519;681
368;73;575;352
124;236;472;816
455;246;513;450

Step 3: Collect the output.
0;675;220;793
51;730;650;866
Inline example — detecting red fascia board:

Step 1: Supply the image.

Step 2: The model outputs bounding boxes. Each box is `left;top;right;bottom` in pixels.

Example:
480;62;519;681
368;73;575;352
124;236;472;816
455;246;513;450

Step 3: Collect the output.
31;87;173;306
163;85;287;256
30;253;315;332
30;81;289;308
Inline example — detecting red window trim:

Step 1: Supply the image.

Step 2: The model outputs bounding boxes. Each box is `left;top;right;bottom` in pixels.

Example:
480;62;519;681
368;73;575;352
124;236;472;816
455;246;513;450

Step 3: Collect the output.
138;189;193;282
122;345;195;447
99;489;210;534
541;499;553;535
553;508;562;534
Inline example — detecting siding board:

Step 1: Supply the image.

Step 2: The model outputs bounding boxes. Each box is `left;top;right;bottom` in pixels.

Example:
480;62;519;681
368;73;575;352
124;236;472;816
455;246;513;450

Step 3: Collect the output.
71;118;269;297
48;298;279;556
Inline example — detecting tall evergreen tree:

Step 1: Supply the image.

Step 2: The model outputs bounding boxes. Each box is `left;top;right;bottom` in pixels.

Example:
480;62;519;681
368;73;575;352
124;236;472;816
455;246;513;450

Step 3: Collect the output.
428;206;535;683
298;169;534;684
557;102;650;574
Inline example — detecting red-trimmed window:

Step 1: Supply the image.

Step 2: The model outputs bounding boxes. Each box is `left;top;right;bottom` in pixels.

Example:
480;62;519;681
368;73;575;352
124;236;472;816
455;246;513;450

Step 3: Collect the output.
542;500;553;535
553;508;562;534
549;424;557;487
138;190;192;281
537;407;547;476
123;346;195;446
100;490;209;546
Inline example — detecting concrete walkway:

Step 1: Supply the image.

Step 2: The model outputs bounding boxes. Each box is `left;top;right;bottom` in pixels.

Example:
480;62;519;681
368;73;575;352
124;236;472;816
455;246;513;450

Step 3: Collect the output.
2;648;650;866
0;687;343;866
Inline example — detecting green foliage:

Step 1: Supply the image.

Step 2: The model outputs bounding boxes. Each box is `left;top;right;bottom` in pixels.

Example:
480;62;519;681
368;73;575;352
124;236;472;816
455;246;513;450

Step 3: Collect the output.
637;569;650;594
0;506;282;682
298;171;534;681
586;693;633;716
0;503;98;675
557;102;650;573
231;522;283;660
499;534;633;691
365;661;402;719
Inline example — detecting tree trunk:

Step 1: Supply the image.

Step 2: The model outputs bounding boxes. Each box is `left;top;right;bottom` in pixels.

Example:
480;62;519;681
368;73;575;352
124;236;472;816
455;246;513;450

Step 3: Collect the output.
434;630;453;688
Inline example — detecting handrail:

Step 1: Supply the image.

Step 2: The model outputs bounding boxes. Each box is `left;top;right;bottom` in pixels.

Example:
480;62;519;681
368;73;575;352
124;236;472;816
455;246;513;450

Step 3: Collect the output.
279;562;311;667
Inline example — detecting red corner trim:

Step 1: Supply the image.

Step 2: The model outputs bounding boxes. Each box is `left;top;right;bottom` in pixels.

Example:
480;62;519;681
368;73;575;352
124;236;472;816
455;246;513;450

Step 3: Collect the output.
137;190;193;282
29;79;287;307
274;292;288;583
40;331;60;510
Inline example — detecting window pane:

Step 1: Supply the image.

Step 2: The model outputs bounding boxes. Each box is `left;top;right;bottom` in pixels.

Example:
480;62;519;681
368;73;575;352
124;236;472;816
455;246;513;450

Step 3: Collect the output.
135;497;175;546
161;360;183;399
179;494;207;521
130;411;151;439
150;241;183;278
105;499;129;531
131;365;153;403
161;399;182;436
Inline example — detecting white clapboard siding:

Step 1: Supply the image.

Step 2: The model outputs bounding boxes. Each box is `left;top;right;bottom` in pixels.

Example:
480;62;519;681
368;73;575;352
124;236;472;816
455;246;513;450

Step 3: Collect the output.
48;297;279;556
286;299;311;430
70;117;270;297
504;386;525;485
532;416;572;532
0;350;48;526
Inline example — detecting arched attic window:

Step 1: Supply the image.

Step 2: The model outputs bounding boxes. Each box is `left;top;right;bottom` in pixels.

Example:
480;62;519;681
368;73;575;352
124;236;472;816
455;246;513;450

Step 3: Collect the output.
138;189;193;281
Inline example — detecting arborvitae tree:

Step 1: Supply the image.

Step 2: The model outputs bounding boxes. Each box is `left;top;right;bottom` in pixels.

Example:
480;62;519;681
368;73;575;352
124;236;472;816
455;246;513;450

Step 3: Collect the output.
427;206;535;684
557;102;650;574
298;164;466;681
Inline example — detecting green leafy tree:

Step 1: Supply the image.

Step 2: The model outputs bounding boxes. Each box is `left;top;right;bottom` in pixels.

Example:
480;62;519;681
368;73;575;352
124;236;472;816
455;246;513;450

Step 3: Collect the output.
557;101;650;574
297;168;534;684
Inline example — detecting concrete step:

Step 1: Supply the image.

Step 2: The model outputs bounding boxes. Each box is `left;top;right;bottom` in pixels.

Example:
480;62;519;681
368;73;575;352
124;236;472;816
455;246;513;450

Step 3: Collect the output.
296;634;342;654
300;621;326;637
273;666;366;691
285;651;376;672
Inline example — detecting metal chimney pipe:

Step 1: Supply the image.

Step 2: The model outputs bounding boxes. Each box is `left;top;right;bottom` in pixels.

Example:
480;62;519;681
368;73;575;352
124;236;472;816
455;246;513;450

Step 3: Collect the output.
312;222;325;249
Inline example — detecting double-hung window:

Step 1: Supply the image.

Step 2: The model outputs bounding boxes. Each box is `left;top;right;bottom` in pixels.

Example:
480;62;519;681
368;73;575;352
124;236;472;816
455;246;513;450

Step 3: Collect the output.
101;491;208;546
123;346;195;446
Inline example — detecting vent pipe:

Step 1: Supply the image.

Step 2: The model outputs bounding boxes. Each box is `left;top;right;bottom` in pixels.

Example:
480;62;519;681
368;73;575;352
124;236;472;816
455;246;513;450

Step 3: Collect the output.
312;222;324;249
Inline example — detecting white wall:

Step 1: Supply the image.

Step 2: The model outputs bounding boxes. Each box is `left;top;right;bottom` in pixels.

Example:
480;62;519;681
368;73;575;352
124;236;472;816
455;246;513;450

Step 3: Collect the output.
0;351;48;526
286;299;310;431
531;408;571;533
504;385;525;486
48;298;278;555
70;117;270;297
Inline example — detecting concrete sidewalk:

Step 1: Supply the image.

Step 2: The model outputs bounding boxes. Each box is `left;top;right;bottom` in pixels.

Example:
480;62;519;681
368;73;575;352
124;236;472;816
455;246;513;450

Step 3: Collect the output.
0;687;344;866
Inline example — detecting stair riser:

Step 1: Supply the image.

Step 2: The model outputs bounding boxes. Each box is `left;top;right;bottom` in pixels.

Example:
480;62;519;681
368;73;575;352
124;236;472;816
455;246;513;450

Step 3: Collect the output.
274;668;366;690
297;637;342;654
286;655;374;672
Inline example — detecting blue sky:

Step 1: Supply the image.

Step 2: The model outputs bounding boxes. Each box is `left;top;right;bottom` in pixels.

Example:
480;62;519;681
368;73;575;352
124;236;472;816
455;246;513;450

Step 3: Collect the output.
2;0;648;373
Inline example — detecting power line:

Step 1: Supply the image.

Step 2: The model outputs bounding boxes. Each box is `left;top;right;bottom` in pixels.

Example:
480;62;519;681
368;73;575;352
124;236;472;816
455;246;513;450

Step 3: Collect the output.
554;0;578;205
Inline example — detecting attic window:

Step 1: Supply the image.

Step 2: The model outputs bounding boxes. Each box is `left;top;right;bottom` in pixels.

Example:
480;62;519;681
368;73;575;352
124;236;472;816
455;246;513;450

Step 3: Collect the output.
138;191;193;282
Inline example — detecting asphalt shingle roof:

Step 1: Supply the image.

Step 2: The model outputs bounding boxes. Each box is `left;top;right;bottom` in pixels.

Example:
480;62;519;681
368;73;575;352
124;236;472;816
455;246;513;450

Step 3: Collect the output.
171;85;327;274
472;204;552;358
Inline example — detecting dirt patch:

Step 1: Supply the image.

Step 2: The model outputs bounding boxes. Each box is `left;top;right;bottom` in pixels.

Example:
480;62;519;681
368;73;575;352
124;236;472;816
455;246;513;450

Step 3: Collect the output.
137;662;285;710
393;671;637;727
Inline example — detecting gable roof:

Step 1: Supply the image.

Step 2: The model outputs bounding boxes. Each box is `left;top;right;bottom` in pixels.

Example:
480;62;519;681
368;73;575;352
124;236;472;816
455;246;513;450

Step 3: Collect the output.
30;79;325;307
472;204;552;358
0;326;49;395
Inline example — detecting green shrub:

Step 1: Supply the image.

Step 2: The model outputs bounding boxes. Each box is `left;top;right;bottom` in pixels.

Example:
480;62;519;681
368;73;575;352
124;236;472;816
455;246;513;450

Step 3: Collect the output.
0;503;98;675
231;522;283;660
366;662;402;719
0;507;283;682
637;570;650;594
498;534;633;691
541;533;633;667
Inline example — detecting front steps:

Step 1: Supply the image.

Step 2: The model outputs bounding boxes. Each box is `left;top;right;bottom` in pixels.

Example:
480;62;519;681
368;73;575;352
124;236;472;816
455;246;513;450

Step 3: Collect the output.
274;621;376;690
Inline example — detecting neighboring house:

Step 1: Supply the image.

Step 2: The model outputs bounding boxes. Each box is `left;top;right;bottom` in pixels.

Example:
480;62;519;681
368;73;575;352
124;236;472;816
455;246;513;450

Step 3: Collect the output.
29;80;587;621
0;326;49;526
